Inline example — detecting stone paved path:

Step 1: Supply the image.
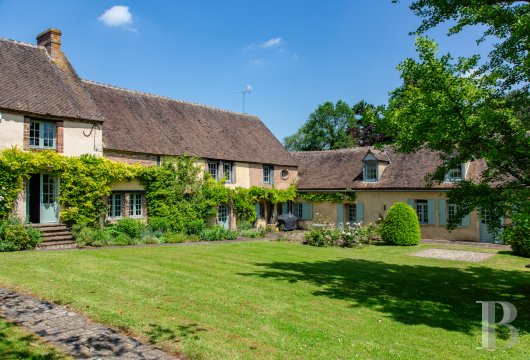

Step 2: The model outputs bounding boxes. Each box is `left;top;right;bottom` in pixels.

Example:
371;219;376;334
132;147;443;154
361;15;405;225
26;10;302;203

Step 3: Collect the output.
0;288;177;359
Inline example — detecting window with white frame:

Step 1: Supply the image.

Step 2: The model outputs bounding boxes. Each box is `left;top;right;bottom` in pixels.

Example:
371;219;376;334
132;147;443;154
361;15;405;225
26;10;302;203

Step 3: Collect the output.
263;165;273;184
347;204;356;223
224;162;234;183
30;120;56;149
108;193;123;219
447;164;463;181
448;203;462;226
364;161;377;181
295;203;303;218
415;200;429;224
208;161;219;181
129;193;143;217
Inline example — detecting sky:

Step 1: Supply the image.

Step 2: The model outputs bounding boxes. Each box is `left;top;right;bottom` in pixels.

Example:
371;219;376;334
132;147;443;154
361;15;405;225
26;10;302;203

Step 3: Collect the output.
0;1;493;141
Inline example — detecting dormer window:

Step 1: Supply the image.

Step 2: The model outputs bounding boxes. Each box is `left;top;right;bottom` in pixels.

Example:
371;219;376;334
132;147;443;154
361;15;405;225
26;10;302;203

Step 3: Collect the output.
364;161;378;182
446;164;463;181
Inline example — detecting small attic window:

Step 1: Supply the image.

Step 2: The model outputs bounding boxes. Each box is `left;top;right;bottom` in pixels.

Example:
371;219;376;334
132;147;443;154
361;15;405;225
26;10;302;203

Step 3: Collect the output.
446;164;463;181
364;161;378;182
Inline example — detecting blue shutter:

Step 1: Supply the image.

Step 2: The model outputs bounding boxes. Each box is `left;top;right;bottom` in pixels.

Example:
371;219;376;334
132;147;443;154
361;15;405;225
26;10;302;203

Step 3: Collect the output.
254;203;260;219
407;199;414;209
336;204;344;229
302;203;313;220
461;213;470;227
427;199;435;225
438;199;447;225
282;202;288;214
356;203;364;223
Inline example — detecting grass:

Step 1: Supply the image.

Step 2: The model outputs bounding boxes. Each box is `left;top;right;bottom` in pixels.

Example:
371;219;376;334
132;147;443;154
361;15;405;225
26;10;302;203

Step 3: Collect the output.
0;319;70;359
0;241;529;359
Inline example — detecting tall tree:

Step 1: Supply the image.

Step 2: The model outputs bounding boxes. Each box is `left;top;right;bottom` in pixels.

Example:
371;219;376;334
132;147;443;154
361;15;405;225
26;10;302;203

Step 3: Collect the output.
350;100;388;146
284;100;356;151
382;1;530;250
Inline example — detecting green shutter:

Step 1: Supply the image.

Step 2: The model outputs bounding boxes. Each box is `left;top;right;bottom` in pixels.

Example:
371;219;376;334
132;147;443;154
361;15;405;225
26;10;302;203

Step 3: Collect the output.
461;213;470;227
254;203;260;219
427;200;435;225
336;204;344;228
407;199;414;209
282;202;288;214
356;203;364;223
438;199;447;225
302;203;313;220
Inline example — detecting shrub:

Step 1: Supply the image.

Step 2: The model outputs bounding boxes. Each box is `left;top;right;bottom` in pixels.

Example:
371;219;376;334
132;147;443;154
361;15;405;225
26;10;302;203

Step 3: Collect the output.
381;202;421;246
148;217;172;232
341;223;381;248
161;232;193;243
0;217;41;251
239;226;267;238
186;219;206;235
505;211;530;257
304;225;341;247
114;218;146;240
199;226;239;241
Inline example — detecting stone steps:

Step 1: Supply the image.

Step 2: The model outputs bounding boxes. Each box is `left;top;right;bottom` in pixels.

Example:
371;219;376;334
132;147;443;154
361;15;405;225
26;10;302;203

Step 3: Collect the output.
29;223;77;250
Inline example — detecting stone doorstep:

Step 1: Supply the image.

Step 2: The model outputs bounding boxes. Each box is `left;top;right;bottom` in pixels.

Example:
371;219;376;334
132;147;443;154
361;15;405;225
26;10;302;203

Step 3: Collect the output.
0;288;178;359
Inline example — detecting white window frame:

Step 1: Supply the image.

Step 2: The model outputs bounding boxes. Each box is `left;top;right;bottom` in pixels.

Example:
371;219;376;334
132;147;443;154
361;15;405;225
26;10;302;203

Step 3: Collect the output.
364;161;378;182
263;165;273;184
295;203;303;219
208;161;219;181
29;120;56;149
129;192;143;218
415;200;429;224
446;164;463;181
448;203;463;226
218;205;229;225
224;162;234;183
108;193;123;219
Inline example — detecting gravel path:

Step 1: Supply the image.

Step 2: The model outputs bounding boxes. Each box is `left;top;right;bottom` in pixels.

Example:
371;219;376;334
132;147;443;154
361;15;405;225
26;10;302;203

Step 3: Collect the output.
412;249;495;262
0;288;178;359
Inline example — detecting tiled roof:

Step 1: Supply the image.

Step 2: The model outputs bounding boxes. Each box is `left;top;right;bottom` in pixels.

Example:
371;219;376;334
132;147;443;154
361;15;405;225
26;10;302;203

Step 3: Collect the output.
293;147;484;190
0;38;103;122
83;80;297;166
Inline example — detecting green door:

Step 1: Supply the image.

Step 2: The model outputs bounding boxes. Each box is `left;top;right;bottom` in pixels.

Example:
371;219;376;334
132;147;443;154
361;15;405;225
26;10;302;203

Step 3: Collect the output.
40;174;59;224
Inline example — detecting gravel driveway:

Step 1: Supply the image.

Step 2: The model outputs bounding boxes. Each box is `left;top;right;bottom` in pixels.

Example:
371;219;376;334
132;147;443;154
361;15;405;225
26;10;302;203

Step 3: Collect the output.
412;249;495;262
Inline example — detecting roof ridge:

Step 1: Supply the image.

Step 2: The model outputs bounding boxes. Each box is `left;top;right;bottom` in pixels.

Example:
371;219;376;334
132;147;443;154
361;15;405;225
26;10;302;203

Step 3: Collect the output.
82;79;259;119
0;37;39;49
291;147;372;154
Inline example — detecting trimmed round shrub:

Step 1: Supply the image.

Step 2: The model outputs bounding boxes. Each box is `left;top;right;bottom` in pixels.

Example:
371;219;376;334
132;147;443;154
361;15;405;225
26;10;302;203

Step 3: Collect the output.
505;212;530;258
381;202;421;246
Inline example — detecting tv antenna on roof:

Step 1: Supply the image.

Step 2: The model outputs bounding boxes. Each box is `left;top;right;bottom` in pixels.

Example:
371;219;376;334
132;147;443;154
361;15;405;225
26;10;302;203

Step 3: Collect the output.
235;85;252;113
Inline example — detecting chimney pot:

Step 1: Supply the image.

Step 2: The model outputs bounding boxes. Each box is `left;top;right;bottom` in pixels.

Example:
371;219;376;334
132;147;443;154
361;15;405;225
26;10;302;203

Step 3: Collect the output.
36;28;62;59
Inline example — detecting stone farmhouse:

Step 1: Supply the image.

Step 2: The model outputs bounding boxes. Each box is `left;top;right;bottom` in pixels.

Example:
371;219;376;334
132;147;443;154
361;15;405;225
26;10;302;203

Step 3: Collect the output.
0;29;502;244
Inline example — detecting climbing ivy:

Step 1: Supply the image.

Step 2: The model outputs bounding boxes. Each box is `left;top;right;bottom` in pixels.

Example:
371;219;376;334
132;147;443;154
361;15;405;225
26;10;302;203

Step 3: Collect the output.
0;147;139;225
298;191;356;203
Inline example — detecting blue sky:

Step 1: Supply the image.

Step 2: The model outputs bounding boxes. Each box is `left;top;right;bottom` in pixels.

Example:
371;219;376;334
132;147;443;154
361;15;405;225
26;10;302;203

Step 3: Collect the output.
0;1;492;141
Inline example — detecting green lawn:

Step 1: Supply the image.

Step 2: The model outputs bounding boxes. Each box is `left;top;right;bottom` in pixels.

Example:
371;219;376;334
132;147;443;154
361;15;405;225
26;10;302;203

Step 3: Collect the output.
0;319;70;360
0;241;529;359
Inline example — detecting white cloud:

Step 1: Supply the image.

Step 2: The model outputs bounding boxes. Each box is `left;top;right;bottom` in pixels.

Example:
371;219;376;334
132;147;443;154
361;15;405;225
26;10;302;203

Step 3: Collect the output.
98;5;133;27
260;37;283;48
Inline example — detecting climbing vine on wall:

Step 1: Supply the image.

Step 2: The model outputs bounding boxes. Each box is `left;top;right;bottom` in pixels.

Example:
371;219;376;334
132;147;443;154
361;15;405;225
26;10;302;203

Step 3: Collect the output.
298;191;356;203
0;147;139;225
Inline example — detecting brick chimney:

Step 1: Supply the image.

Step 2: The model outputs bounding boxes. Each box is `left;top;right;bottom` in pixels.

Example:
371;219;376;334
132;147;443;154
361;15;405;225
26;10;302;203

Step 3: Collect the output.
36;28;63;60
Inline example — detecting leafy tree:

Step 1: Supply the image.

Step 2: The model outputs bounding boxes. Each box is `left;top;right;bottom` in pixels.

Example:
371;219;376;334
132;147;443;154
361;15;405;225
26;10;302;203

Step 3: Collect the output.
381;1;530;246
395;0;530;90
284;100;357;151
350;100;388;146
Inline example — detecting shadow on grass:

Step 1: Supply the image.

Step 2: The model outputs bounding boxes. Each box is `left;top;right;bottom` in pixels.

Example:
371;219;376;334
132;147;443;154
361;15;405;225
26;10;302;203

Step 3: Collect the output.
240;258;530;334
147;323;207;344
0;320;63;360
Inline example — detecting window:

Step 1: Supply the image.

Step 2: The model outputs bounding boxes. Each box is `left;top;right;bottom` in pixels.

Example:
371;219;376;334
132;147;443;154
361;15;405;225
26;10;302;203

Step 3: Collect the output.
263;165;273;184
280;169;289;180
364;161;377;181
295;203;303;219
447;164;463;181
415;200;428;224
224;162;234;183
347;204;356;224
218;205;229;227
287;201;293;215
448;203;462;226
208;161;219;181
108;193;123;219
29;120;56;149
129;193;143;217
156;156;161;166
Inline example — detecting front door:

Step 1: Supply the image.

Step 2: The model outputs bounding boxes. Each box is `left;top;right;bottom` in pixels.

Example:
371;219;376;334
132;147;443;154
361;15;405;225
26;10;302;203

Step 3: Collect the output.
218;205;229;229
40;174;59;224
480;209;498;243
